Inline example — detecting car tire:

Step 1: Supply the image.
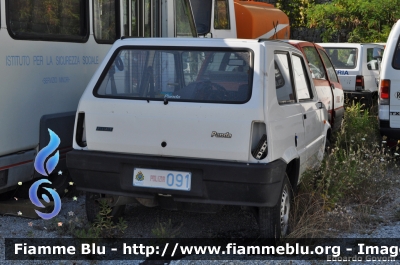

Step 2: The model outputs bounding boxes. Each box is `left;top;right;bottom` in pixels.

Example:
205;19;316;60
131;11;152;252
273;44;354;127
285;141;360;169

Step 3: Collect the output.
85;192;125;223
325;138;331;155
258;174;292;239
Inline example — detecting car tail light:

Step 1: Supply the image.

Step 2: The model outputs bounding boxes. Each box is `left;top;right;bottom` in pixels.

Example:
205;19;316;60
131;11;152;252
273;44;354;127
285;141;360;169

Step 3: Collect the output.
380;79;390;105
355;75;364;91
251;122;268;160
75;112;87;148
252;134;268;160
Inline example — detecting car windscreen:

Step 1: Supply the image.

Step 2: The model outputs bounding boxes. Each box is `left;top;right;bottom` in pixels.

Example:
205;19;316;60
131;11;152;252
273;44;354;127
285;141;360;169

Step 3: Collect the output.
94;47;253;103
324;48;358;69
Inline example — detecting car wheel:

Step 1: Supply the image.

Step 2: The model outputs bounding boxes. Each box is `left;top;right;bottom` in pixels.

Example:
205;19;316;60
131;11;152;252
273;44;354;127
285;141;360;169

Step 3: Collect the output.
85;192;125;223
325;137;331;155
258;174;292;239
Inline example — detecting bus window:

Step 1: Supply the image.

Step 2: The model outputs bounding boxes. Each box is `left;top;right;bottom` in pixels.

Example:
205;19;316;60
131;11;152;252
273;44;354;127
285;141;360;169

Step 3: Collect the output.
131;0;138;36
123;0;195;38
7;0;87;42
176;0;197;37
152;0;160;37
122;0;138;37
123;0;160;37
94;0;117;43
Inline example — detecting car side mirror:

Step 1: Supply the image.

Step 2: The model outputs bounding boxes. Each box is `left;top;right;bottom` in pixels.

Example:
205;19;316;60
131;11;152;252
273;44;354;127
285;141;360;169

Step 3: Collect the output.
372;47;383;60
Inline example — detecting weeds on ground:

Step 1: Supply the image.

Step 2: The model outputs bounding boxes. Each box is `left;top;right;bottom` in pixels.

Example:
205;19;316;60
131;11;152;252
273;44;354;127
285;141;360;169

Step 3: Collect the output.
55;200;127;238
289;102;398;237
151;218;183;238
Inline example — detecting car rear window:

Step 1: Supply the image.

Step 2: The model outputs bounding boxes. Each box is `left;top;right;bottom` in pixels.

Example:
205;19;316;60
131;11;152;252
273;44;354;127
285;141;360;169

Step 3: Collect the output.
95;47;253;103
393;38;400;70
324;48;358;69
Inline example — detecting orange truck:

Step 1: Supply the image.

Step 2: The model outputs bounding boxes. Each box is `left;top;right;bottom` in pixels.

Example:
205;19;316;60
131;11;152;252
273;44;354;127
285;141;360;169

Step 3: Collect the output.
190;0;290;39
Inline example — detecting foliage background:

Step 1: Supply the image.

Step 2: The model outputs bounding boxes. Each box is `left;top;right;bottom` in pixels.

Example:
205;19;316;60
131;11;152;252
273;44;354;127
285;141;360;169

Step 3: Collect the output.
257;0;400;42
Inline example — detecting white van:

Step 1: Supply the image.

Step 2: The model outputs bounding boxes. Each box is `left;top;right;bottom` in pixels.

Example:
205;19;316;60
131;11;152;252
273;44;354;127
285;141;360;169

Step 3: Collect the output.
374;19;400;140
67;37;330;238
318;43;385;107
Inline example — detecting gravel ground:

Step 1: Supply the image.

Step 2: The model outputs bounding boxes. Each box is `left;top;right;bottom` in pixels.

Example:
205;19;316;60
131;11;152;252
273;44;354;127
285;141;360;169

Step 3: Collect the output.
0;167;399;265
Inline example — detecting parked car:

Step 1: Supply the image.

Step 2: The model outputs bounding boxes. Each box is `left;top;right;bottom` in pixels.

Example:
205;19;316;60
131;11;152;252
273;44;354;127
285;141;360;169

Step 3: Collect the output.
318;43;385;108
286;40;344;134
67;38;330;239
374;19;400;140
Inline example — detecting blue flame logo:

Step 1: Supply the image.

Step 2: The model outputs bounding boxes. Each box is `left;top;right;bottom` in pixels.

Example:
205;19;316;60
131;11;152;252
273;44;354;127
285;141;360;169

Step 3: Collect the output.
29;179;61;219
34;129;60;176
29;129;62;220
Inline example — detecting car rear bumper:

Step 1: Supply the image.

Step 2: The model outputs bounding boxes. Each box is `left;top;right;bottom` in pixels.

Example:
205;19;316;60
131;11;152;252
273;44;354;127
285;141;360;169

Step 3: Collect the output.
379;120;400;140
67;150;287;207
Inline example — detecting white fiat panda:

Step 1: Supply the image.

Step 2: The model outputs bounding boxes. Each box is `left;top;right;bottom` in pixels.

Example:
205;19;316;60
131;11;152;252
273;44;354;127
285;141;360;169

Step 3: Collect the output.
67;38;330;238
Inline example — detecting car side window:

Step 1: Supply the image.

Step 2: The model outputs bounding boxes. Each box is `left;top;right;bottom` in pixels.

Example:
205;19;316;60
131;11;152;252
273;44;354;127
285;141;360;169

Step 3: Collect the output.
292;54;313;101
318;49;339;83
303;46;326;80
367;48;380;70
274;52;296;104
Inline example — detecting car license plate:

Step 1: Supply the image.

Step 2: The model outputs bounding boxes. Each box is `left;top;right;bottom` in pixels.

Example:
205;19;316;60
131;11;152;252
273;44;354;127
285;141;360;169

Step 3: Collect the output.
133;168;191;191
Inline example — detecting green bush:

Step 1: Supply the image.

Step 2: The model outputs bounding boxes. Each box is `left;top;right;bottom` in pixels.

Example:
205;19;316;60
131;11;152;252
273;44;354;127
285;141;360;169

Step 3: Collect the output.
290;102;397;237
311;102;392;205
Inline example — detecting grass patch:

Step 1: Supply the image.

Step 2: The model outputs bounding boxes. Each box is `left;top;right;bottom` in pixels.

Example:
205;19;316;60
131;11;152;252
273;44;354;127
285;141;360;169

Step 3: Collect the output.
289;102;399;237
151;219;183;238
54;200;128;239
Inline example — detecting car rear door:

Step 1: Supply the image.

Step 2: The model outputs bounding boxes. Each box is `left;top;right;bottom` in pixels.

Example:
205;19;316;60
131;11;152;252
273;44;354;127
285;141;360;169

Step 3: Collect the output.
291;52;325;167
270;51;307;167
296;43;333;127
317;47;344;132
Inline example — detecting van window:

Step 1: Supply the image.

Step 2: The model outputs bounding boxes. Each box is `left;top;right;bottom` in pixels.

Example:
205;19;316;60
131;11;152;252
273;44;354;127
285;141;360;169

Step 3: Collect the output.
303;46;326;80
393;39;400;70
324;48;358;69
274;52;295;104
292;55;313;100
214;0;230;29
367;48;380;70
7;0;87;42
95;48;253;103
318;49;339;83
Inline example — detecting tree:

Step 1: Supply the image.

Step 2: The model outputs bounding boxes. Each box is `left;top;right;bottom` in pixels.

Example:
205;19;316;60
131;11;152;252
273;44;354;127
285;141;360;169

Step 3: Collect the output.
275;0;315;28
307;0;400;42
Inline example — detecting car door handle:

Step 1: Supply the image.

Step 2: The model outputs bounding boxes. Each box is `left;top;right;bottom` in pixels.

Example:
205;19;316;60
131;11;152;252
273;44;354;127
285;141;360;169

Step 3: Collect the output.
330;84;335;90
303;114;307;119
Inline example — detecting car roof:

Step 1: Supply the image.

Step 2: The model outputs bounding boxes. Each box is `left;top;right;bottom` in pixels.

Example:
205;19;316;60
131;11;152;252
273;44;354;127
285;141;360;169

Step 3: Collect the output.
317;43;384;48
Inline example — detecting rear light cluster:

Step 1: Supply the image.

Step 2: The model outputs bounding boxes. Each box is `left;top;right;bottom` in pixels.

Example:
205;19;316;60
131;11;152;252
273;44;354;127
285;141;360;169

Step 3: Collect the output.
252;134;268;160
75;112;87;148
251;122;268;160
380;79;390;105
355;75;364;91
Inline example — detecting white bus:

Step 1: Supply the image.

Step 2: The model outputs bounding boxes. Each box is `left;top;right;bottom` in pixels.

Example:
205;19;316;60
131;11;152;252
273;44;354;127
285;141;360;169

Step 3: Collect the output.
0;0;196;197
